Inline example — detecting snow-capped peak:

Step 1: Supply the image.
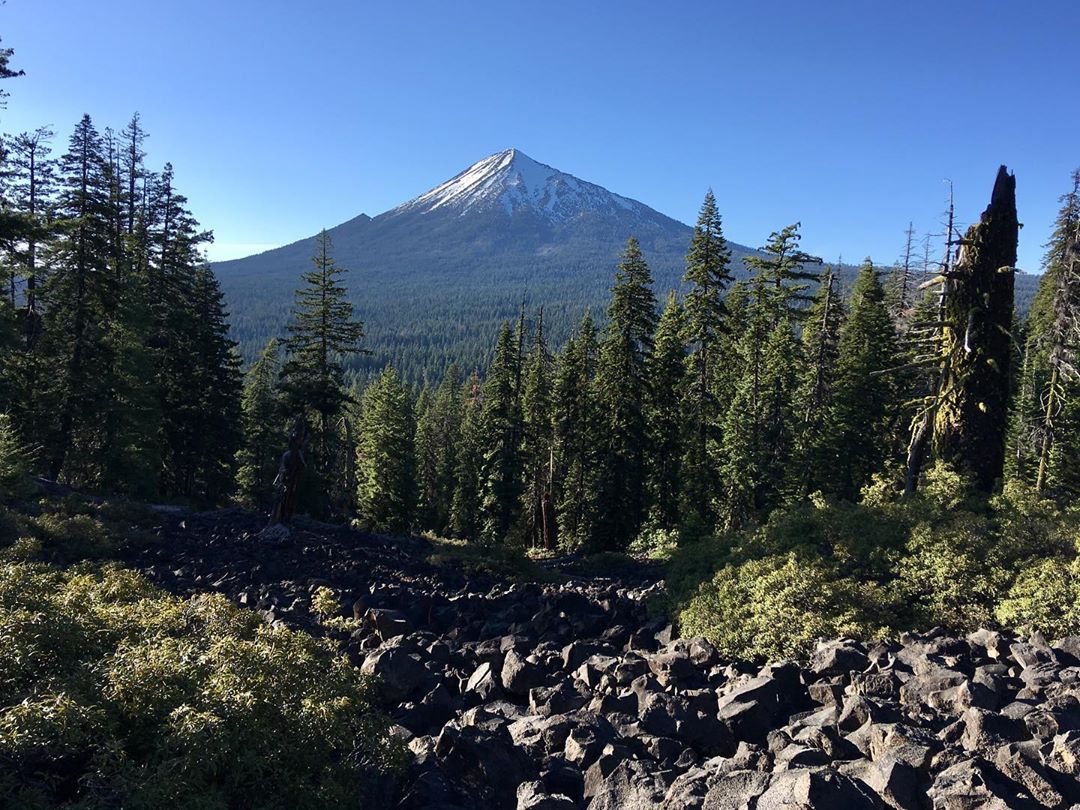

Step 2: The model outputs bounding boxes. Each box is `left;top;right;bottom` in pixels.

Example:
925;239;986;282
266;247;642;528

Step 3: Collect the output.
394;149;642;221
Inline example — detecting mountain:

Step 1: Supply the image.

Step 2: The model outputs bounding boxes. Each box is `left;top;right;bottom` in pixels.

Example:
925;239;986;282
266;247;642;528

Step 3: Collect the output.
213;149;1040;384
213;149;755;382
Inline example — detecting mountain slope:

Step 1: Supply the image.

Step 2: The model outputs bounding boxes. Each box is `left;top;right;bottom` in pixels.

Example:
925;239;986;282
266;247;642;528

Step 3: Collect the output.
214;149;1040;383
214;149;755;382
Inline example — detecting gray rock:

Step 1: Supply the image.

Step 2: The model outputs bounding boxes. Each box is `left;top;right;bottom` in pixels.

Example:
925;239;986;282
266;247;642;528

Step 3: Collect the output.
810;639;870;678
361;646;428;703
756;768;885;810
501;648;545;696
993;743;1066;809
516;780;575;810
464;660;501;702
960;707;1027;752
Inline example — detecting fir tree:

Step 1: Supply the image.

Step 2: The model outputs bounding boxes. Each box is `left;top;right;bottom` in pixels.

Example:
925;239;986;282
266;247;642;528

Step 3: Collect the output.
1013;169;1080;493
787;268;845;499
38;114;115;483
742;222;823;325
478;321;524;544
680;191;733;525
720;225;820;524
280;229;365;476
237;339;285;507
829;259;897;498
356;365;414;533
594;237;657;549
552;311;600;549
645;291;686;529
519;313;554;548
450;371;484;539
415;363;464;535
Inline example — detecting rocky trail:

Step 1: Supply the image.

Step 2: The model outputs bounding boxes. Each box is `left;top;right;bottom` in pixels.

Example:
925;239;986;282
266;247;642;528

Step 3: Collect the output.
118;508;1080;809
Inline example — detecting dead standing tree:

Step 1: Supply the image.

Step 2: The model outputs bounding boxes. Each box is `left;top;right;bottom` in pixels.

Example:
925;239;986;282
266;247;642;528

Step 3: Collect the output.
891;168;1019;496
931;166;1019;493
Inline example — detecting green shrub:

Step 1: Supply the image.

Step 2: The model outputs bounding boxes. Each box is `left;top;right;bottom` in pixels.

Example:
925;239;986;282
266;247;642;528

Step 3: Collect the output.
29;512;119;561
677;551;887;661
896;512;1010;630
0;560;404;809
996;557;1080;638
665;466;1080;659
628;526;680;560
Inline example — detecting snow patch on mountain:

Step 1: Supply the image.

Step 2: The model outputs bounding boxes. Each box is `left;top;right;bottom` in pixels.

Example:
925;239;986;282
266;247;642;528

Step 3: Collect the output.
394;148;643;221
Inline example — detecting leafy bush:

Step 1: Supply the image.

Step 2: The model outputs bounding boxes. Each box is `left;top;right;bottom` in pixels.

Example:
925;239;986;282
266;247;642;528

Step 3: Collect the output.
28;512;119;561
0;558;404;809
667;464;1080;659
677;552;889;660
996;557;1080;638
628;526;680;560
895;512;1009;630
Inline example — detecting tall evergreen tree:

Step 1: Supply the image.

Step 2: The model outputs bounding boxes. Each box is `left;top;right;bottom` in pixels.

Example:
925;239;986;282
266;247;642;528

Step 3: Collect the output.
451;371;484;539
1012;169;1080;493
237;339;285;507
519;312;554;548
680;191;733;525
478;321;524;544
38;114;115;483
742;222;823;325
720;224;821;525
552;311;600;549
280;229;365;476
828;259;897;499
593;237;657;549
356;365;415;533
645;291;686;529
787;268;846;499
415;363;464;535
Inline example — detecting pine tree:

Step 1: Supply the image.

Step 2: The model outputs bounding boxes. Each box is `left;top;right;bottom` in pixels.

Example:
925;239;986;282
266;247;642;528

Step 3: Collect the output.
4;126;55;337
99;263;161;497
183;267;243;500
787;268;845;499
645;291;686;529
451;371;484;539
552;311;600;549
415;364;464;535
519;313;554;548
356;365;414;533
680;191;733;525
593;237;657;549
478;321;524;544
742;222;823;325
828;259;897;498
38;114;116;483
237;339;285;507
1012;169;1080;493
720;224;821;524
280;229;365;479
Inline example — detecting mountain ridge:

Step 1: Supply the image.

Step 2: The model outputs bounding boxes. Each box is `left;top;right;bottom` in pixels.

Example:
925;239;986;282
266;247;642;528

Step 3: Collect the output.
213;150;1038;383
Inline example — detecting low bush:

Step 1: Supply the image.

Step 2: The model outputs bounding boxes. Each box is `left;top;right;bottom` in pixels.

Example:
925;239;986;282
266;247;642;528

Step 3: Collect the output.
0;556;404;809
667;465;1080;660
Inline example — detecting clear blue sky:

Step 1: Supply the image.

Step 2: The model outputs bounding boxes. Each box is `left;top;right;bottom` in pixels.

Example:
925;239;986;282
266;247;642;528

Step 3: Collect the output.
2;1;1077;271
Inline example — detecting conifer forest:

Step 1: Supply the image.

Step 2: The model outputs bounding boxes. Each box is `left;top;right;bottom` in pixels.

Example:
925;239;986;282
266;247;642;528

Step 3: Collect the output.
5;11;1080;810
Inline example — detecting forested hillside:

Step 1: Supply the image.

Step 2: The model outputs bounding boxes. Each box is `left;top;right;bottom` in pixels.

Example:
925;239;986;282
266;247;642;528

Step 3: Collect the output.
212;149;1043;384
